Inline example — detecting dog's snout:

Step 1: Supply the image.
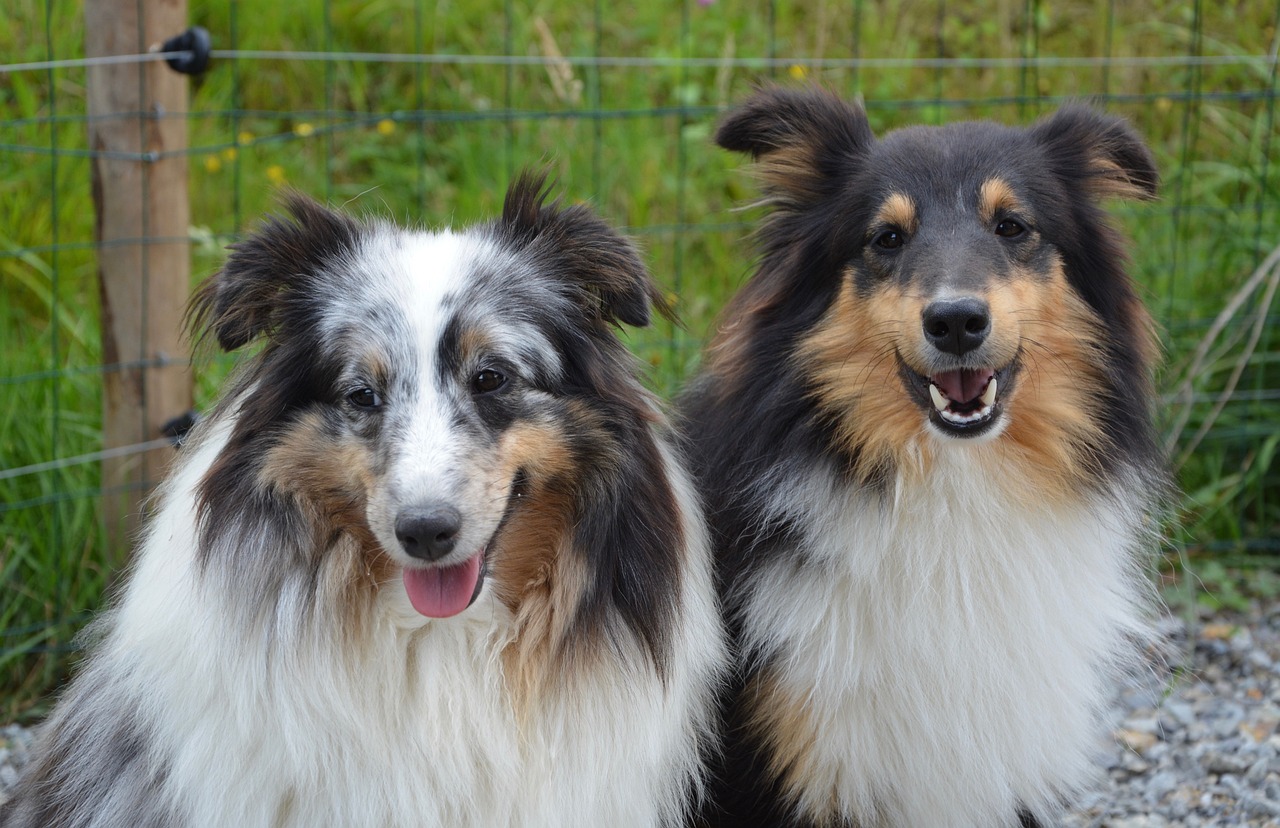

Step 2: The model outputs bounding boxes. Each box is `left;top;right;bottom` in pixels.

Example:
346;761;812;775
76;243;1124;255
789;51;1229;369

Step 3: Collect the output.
922;297;991;357
395;507;462;561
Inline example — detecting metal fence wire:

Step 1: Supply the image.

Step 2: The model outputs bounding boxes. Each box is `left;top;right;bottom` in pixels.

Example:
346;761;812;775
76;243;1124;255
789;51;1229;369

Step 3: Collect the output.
1;0;1278;718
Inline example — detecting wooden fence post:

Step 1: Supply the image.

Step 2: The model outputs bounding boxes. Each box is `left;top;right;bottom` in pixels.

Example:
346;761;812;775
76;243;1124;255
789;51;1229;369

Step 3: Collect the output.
85;0;193;551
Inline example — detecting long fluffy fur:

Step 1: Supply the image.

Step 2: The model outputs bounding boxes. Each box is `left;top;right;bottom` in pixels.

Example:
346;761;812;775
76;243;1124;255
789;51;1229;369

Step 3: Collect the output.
684;86;1166;828
2;173;726;828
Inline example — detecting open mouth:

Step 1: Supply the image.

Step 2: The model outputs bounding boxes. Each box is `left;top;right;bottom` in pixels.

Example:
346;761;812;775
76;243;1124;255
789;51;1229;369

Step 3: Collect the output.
398;470;527;619
900;356;1018;438
930;367;999;427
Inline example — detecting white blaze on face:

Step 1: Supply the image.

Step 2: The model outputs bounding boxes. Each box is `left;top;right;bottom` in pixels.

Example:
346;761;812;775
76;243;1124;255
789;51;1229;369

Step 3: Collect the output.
330;227;573;619
320;229;495;618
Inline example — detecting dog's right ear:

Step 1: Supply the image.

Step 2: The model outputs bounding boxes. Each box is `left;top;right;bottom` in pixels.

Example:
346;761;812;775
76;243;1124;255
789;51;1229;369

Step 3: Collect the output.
715;84;875;206
188;193;362;352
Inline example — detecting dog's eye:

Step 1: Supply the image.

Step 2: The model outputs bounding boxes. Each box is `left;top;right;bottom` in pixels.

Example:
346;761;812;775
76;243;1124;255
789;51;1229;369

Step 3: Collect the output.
347;387;382;409
873;229;906;250
471;369;507;395
995;219;1026;238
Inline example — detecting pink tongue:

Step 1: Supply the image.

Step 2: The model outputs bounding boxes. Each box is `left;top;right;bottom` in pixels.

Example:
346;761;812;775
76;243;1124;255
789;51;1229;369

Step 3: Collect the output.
402;551;484;618
932;368;994;403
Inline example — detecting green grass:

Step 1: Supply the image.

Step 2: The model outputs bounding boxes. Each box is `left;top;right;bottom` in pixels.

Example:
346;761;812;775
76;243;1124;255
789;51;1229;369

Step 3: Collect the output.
2;0;1278;720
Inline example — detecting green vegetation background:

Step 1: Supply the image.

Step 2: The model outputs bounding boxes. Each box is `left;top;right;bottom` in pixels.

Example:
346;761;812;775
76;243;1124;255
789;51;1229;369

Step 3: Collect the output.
1;0;1277;719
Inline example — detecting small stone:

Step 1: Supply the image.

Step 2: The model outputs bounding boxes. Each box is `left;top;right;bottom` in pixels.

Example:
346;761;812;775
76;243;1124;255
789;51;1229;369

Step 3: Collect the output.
1161;796;1190;820
1248;650;1274;670
1103;817;1167;828
1144;742;1170;762
1203;750;1253;775
1243;717;1279;743
1211;707;1246;738
1200;622;1238;640
1244;795;1280;818
1143;770;1179;804
1116;728;1160;755
1124;715;1161;735
1117;751;1152;775
1160;700;1197;727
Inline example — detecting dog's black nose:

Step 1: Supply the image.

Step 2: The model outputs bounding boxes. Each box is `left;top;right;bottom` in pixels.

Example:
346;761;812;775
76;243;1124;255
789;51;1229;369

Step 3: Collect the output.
922;297;991;356
395;507;462;561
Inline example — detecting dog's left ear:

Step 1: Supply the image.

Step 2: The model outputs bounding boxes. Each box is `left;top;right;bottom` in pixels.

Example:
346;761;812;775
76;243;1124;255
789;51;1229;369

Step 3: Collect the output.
1030;104;1159;202
499;171;667;328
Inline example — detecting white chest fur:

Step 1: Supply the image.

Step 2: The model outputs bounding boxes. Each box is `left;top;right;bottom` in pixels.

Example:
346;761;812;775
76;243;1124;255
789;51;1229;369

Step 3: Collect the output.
99;426;718;828
738;448;1154;827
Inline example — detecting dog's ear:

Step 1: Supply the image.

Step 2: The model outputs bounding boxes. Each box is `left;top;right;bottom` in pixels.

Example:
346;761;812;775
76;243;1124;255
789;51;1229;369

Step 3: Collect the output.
499;171;667;329
188;193;363;351
715;84;875;206
1030;104;1159;202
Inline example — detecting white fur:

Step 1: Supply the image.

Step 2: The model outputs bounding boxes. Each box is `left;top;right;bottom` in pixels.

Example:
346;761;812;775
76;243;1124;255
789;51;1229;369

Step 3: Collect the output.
738;441;1154;827
95;411;724;828
23;224;728;828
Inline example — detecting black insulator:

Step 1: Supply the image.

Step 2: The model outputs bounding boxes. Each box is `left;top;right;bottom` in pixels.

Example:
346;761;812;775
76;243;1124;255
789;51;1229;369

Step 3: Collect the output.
160;26;212;76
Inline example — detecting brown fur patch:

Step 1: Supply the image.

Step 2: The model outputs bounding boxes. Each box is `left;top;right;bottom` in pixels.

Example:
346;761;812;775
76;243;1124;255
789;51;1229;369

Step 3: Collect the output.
487;411;604;710
745;668;841;824
1086;155;1158;201
874;192;918;235
989;264;1111;500
455;324;493;367
700;291;775;397
1125;293;1162;374
801;261;1112;498
799;276;935;482
257;413;396;627
754;143;826;204
977;178;1023;224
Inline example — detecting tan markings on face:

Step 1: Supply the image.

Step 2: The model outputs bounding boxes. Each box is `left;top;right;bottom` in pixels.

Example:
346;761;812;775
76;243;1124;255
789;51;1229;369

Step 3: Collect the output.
803;260;1115;496
455;324;492;368
987;262;1112;499
799;276;934;482
977;177;1024;224
363;351;390;390
258;411;394;623
489;409;608;710
874;192;918;237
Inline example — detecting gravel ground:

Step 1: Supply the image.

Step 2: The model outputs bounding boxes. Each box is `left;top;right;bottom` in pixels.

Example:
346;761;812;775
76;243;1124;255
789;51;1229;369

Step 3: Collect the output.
3;605;1279;825
1064;604;1280;827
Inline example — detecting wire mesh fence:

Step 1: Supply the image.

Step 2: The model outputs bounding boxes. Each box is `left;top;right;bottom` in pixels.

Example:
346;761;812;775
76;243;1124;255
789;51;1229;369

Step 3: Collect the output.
1;0;1277;718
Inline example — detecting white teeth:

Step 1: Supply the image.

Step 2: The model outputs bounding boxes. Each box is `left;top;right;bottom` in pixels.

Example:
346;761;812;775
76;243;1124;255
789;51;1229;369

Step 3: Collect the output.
980;377;998;407
929;383;949;412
